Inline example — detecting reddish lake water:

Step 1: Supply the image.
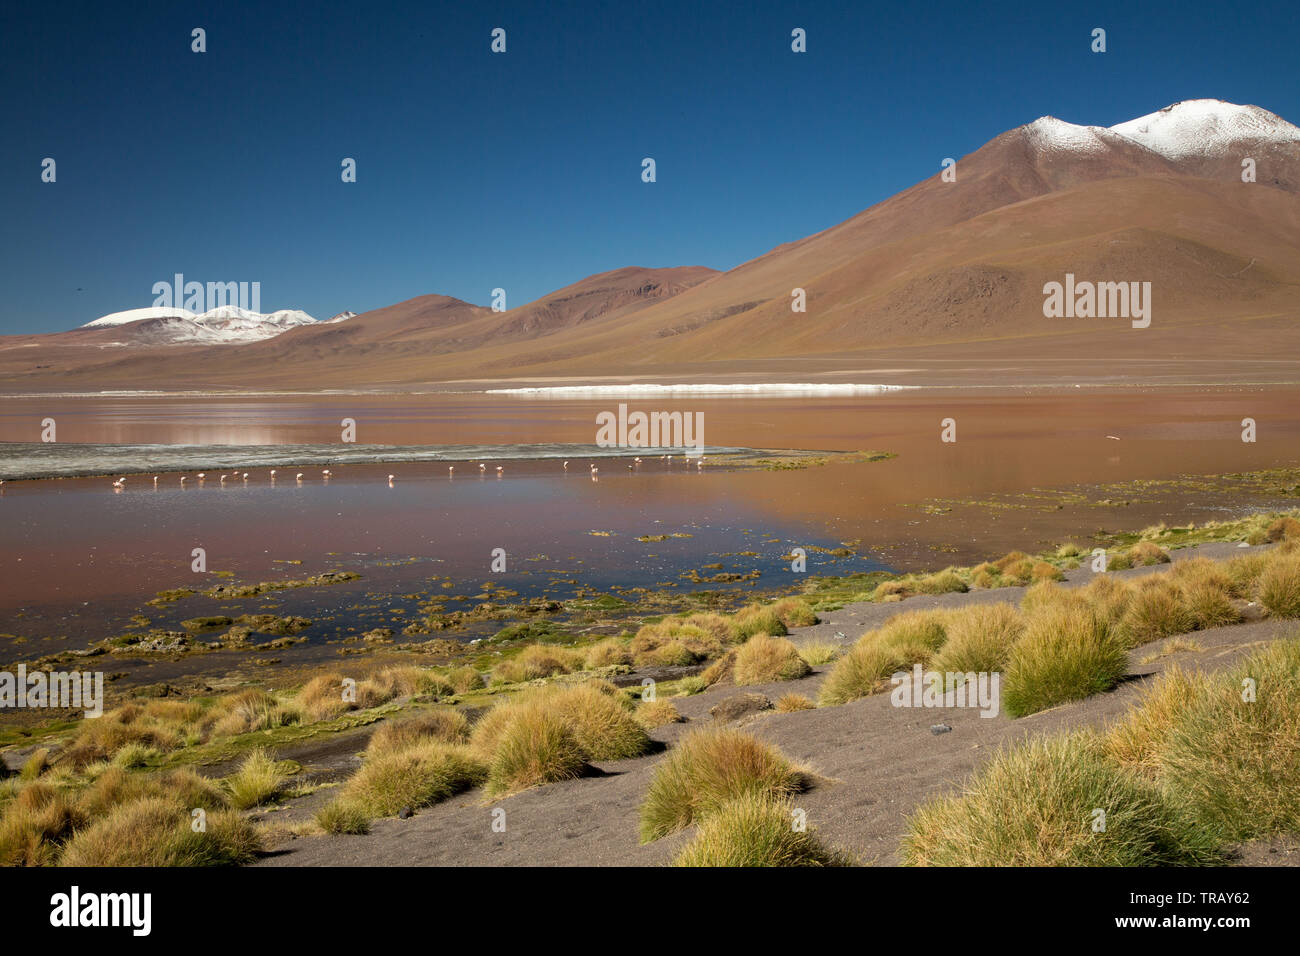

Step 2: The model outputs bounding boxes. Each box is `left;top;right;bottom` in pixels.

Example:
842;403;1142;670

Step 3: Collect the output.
2;386;1298;666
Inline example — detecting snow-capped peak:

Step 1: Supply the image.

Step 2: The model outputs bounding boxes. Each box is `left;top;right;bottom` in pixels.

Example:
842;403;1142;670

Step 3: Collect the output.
1109;99;1300;159
1023;116;1114;154
84;306;197;327
80;305;319;345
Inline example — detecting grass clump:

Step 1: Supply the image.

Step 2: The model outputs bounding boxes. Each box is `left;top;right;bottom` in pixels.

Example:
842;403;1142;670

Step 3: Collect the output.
639;727;804;842
224;748;288;810
471;684;652;795
774;693;816;713
1129;541;1172;566
915;569;968;595
1104;666;1208;771
0;783;82;866
930;603;1023;675
814;610;949;706
585;638;633;668
368;708;470;753
444;666;485;694
491;644;583;685
1258;554;1300;618
636;699;684;728
1266;516;1300;542
60;796;261;866
485;711;586;796
732;634;813;685
674;793;852;867
728;604;789;641
1153;640;1300;840
817;641;906;706
336;741;487;817
769;598;818;628
796;640;839;666
315;800;371;835
18;749;49;782
1002;605;1128;717
901;734;1217;866
1119;577;1194;648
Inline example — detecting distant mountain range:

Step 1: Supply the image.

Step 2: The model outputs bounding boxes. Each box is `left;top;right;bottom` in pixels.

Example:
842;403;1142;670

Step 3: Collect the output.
3;99;1298;390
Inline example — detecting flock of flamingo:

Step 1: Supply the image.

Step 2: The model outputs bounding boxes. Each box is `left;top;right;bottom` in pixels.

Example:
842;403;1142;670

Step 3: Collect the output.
101;453;705;493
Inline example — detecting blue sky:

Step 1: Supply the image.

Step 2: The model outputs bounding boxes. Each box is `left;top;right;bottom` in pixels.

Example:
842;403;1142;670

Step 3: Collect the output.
1;0;1297;333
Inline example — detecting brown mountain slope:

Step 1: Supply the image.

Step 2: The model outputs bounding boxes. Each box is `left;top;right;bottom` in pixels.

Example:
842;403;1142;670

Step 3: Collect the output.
0;266;717;390
2;102;1298;390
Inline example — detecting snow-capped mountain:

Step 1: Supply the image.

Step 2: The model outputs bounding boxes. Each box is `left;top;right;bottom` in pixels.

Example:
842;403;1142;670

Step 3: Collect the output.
80;305;347;346
1110;99;1298;159
1017;99;1299;162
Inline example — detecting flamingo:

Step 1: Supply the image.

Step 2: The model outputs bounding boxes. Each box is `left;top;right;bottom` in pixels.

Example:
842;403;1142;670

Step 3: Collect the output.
220;475;226;486
448;465;455;475
242;472;249;481
152;475;159;487
322;469;331;477
563;460;568;470
269;469;277;477
634;457;641;464
197;472;206;480
180;476;187;485
387;473;395;483
496;465;503;473
296;473;303;481
479;463;486;472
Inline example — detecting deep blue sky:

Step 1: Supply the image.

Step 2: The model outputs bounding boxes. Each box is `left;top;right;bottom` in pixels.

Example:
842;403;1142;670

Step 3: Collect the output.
2;0;1297;333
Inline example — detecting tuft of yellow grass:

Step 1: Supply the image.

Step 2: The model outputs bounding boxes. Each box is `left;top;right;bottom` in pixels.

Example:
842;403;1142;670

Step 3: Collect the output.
336;740;487;817
1104;666;1207;770
1002;605;1128;717
1119;576;1194;648
673;793;853;867
1153;640;1300;839
639;727;804;842
817;641;906;706
485;710;587;797
796;640;839;666
902;733;1217;866
585;638;633;668
732;634;813;685
0;783;82;867
1259;554;1300;618
769;597;819;628
491;644;584;685
1266;516;1300;542
635;698;684;728
445;666;485;694
368;708;470;754
774;693;816;713
930;602;1023;675
470;685;651;795
60;796;262;866
224;748;288;810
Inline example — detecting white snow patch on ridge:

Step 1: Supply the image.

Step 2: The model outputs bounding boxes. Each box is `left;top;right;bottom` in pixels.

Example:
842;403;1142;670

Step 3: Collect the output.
85;307;197;327
1108;99;1300;159
80;305;350;345
1024;117;1113;154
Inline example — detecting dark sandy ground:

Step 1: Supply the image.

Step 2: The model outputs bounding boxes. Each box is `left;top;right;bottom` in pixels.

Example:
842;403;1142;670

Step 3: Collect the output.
254;542;1296;866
